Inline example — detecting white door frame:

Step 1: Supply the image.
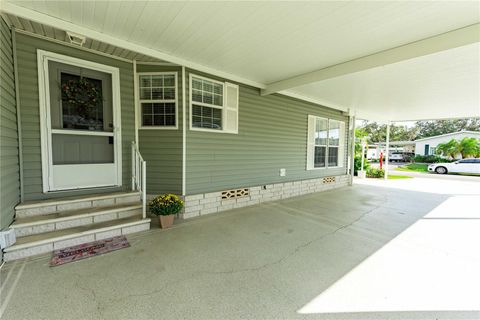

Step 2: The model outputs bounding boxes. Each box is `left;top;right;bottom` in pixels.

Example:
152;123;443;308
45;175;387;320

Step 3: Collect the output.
37;49;122;193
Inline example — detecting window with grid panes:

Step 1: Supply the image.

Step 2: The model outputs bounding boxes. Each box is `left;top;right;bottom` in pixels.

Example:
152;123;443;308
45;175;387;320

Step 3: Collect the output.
139;73;176;128
307;116;346;169
191;76;224;130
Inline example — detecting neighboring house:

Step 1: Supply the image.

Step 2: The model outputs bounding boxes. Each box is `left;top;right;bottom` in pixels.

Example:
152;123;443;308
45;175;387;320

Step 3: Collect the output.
0;17;352;260
366;132;480;160
370;141;415;160
414;131;480;157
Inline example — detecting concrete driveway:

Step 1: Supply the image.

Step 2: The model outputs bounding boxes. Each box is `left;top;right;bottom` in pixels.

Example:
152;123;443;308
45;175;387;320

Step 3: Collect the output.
1;177;479;320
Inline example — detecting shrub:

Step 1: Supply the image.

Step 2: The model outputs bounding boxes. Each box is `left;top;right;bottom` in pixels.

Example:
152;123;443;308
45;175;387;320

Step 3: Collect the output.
412;155;453;163
366;168;385;178
354;155;371;175
149;194;184;216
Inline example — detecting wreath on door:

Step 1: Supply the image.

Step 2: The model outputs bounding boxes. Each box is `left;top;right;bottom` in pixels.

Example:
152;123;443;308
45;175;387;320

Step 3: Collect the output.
61;77;102;118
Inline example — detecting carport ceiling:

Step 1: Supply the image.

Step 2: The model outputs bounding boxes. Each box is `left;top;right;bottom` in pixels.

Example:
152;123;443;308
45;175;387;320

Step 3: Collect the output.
2;1;479;121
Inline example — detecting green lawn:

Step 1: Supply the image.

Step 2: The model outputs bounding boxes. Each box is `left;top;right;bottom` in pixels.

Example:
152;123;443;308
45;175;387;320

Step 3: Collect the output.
388;175;414;180
395;163;428;173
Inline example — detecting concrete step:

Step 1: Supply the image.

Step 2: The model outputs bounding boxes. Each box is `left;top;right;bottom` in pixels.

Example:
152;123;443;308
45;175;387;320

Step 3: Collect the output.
3;216;151;262
15;191;141;218
11;204;143;237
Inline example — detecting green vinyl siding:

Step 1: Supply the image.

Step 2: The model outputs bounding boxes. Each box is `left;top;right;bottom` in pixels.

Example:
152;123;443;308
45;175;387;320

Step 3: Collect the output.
0;18;20;229
136;64;182;195
15;33;135;201
185;70;349;195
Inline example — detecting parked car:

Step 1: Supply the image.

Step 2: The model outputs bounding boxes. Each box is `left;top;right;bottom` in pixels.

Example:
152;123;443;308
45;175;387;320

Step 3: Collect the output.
428;158;480;174
389;152;414;162
389;152;403;162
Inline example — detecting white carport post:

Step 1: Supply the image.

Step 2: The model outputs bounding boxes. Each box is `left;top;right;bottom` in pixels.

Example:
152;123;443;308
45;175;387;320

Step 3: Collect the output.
349;113;356;186
384;122;390;180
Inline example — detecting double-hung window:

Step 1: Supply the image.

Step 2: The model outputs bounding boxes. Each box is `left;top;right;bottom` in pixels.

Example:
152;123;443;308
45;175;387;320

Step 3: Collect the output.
190;74;239;134
307;115;345;169
138;73;177;128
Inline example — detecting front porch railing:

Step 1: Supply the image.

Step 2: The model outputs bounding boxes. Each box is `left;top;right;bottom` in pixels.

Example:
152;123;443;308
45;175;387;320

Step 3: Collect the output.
131;141;146;219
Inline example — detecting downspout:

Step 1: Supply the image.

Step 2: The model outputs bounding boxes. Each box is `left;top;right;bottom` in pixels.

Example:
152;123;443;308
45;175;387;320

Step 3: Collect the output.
181;66;186;196
12;28;24;202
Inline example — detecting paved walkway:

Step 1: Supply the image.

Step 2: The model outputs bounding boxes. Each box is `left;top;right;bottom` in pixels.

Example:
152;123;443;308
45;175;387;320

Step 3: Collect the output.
1;178;479;319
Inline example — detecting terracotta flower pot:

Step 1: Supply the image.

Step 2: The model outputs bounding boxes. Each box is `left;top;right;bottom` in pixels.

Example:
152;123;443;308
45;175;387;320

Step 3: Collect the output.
159;214;175;229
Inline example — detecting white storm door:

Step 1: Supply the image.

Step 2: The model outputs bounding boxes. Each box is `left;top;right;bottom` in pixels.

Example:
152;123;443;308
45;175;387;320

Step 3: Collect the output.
39;51;122;192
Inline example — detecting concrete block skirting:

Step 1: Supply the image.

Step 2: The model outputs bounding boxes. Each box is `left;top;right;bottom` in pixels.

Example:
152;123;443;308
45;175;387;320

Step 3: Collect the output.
179;174;350;219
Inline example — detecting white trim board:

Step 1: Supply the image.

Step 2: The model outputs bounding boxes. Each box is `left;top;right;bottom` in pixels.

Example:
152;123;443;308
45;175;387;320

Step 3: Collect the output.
37;49;123;193
182;66;186;196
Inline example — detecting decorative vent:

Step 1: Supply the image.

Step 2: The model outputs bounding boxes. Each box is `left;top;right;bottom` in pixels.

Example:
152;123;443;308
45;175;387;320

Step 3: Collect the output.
221;188;250;199
323;177;336;184
66;31;86;46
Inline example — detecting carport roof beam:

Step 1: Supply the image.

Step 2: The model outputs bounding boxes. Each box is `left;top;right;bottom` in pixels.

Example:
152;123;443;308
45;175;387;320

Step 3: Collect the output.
261;23;480;95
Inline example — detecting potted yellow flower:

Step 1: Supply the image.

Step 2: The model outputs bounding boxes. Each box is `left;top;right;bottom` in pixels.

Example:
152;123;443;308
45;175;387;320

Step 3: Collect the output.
149;194;184;229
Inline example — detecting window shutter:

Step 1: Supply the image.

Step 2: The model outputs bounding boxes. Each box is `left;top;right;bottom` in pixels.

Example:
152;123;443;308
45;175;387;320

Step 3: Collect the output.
306;115;316;170
224;82;239;134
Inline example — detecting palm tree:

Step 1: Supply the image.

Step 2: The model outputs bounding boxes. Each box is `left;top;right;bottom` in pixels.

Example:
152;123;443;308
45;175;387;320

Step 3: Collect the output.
436;139;459;159
458;137;480;159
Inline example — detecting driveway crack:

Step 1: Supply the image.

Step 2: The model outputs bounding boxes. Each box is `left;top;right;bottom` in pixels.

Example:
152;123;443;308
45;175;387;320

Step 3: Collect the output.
74;274;105;319
101;204;381;304
205;205;381;275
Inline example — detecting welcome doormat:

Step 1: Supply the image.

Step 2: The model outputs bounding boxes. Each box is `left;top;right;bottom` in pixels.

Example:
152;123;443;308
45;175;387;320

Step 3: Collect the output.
50;235;130;266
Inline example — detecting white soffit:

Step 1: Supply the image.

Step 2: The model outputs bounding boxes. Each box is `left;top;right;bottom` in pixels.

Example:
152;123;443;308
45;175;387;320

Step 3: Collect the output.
1;13;166;63
2;1;479;83
287;43;480;121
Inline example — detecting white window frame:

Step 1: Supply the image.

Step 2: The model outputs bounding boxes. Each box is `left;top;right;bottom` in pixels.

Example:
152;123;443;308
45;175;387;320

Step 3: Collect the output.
189;73;238;134
307;115;346;170
189;73;224;133
137;72;178;130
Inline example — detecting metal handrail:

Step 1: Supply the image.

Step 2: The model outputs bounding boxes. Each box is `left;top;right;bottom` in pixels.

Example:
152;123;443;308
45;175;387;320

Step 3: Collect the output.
131;141;146;219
